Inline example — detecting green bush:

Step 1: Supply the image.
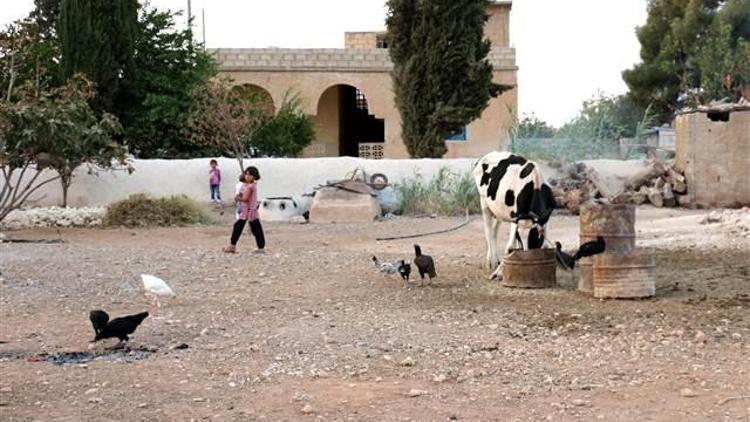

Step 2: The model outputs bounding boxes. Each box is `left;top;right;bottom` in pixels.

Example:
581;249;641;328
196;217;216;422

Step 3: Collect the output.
103;194;215;227
253;92;315;157
397;167;480;216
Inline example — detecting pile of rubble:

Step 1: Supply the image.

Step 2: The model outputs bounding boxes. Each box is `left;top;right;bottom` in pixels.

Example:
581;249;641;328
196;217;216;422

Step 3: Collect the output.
549;160;690;214
700;207;750;238
0;206;105;229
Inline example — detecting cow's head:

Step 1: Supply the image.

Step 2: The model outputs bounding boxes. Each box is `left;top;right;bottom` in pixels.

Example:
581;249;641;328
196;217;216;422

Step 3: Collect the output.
512;185;556;249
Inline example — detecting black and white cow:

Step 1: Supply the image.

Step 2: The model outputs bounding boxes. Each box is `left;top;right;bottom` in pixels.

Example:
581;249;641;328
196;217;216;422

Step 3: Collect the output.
473;151;557;279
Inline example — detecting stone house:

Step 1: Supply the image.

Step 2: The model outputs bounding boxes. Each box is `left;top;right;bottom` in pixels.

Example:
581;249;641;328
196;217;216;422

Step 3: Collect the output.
211;1;517;159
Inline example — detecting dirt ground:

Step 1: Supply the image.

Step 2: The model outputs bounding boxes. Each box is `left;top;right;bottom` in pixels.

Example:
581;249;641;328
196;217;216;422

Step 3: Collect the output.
1;206;749;422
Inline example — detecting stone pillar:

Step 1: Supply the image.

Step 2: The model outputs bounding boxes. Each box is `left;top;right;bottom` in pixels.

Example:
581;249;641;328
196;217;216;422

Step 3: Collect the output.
485;2;512;48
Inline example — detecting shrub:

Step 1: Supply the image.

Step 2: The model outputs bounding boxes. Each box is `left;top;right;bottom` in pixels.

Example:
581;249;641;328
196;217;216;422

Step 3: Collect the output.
396;167;480;216
103;194;214;227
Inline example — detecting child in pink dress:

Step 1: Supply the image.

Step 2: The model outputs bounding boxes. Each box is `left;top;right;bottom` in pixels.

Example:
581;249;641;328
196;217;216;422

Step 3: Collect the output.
209;159;222;203
223;166;265;253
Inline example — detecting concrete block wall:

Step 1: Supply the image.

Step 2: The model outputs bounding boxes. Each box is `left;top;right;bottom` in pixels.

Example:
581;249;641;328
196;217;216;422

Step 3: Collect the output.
675;109;750;207
344;32;380;49
211;47;517;73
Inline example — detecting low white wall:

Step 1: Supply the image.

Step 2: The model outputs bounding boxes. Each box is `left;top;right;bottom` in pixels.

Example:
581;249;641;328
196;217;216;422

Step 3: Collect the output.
9;157;650;208
18;157;477;207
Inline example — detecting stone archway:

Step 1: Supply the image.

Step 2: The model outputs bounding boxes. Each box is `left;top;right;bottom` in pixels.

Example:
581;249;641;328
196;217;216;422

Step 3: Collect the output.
234;83;275;115
314;84;385;157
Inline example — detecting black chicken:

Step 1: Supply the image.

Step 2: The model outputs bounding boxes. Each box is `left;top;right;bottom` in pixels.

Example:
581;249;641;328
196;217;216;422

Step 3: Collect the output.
573;236;607;260
93;312;149;343
89;310;110;336
554;242;576;270
413;244;436;286
397;260;411;282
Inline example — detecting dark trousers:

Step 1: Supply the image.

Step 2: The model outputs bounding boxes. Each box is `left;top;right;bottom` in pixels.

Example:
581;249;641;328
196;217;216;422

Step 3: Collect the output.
230;219;265;249
210;185;221;200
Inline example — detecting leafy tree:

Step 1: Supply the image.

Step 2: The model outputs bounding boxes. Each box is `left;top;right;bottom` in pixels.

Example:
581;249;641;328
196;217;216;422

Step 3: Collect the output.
30;0;61;38
558;93;643;141
696;8;750;103
0;17;59;101
1;75;126;217
515;113;557;139
58;0;138;116
123;5;217;158
623;0;749;121
253;92;315;157
386;0;511;158
188;79;270;171
45;76;128;207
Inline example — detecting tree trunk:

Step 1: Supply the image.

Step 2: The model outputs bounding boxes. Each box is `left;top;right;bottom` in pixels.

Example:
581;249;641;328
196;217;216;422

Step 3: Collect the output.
59;168;74;208
6;52;15;102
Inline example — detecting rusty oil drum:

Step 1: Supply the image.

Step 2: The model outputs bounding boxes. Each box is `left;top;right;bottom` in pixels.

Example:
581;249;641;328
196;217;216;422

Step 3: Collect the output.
593;249;655;299
578;203;636;293
501;248;557;288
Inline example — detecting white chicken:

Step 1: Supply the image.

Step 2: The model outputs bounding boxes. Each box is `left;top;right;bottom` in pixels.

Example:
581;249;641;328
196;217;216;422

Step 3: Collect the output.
371;256;399;275
141;274;175;307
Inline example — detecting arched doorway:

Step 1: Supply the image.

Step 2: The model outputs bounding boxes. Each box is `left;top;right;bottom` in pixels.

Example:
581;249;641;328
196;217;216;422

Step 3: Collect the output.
234;84;275;115
316;84;384;157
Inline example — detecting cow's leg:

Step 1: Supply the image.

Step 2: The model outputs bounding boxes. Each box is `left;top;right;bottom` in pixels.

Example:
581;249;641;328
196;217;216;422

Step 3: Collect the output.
505;222;520;253
491;222;519;280
481;205;499;270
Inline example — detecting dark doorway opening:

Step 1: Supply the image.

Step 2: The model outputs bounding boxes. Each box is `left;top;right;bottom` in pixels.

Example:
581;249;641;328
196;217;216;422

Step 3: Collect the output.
338;86;384;157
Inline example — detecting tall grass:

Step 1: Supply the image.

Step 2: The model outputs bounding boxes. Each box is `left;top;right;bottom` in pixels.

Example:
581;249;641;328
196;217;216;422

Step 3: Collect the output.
103;194;216;227
397;167;480;216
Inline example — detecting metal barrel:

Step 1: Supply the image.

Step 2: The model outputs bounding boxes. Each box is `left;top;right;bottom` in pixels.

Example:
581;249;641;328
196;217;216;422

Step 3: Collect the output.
593;249;655;299
578;203;636;293
501;248;557;288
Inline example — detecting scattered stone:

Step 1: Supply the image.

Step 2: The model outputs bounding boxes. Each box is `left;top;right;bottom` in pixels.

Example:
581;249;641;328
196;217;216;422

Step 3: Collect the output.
0;387;11;393
571;399;590;407
192;397;207;402
300;404;315;414
87;397;103;404
680;388;698;398
84;388;99;395
170;342;189;350
406;389;429;397
400;356;415;367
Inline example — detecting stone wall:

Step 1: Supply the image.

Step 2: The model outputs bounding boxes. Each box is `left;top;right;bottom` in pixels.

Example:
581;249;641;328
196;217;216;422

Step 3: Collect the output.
675;109;750;207
211;48;517;73
344;32;381;49
220;65;517;159
486;1;512;48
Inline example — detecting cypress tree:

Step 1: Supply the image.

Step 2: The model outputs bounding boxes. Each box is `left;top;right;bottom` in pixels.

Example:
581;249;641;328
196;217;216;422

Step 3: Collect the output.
59;0;137;116
386;0;510;158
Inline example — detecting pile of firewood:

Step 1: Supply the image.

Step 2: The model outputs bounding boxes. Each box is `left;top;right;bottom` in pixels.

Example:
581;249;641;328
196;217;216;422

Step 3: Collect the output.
549;160;690;214
548;162;592;214
619;160;689;208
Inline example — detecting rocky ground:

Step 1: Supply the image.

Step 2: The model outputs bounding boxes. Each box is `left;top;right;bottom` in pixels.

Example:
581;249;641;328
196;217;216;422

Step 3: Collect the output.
1;207;749;421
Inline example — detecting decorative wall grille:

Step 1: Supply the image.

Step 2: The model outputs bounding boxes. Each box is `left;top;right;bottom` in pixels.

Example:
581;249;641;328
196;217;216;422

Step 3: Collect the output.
358;143;384;159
